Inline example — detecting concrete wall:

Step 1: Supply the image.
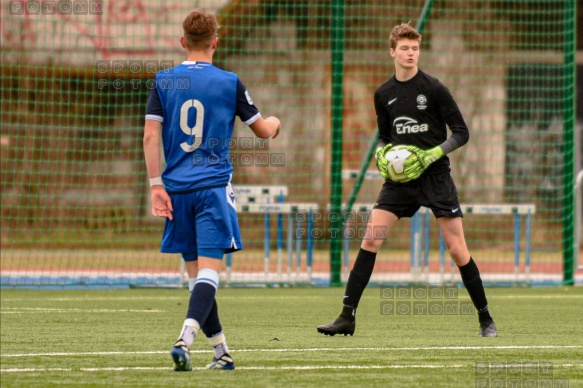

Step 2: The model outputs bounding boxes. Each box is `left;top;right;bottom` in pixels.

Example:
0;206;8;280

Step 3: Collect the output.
0;2;523;205
1;0;229;64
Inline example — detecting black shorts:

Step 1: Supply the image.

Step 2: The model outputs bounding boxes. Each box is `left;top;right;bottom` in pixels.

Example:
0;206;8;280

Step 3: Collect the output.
373;173;464;219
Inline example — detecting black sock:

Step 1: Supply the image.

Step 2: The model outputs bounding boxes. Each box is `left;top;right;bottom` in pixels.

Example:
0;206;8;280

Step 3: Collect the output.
201;299;222;337
458;257;493;325
186;282;216;326
340;248;377;320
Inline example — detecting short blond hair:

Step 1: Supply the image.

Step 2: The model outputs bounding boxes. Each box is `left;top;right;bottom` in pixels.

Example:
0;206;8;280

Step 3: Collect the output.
389;23;422;50
182;9;219;51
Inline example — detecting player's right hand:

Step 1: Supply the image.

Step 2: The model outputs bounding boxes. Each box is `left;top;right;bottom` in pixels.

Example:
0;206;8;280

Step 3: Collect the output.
151;187;173;220
374;143;392;179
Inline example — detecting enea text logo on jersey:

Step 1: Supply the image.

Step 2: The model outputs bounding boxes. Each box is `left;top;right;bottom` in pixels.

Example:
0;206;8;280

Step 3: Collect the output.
393;116;429;134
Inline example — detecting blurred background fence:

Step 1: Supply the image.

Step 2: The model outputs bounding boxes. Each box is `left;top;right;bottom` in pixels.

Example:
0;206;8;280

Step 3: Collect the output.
0;0;581;288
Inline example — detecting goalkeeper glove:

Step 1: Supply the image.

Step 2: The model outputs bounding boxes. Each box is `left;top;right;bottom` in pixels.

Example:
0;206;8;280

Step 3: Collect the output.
403;145;444;180
374;143;393;179
403;157;425;181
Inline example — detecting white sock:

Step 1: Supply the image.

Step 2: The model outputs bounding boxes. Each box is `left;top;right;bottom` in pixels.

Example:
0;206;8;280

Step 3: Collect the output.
208;332;229;358
177;318;200;348
188;278;196;293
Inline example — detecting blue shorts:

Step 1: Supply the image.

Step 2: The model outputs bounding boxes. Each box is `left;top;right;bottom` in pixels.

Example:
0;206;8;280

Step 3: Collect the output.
160;182;243;256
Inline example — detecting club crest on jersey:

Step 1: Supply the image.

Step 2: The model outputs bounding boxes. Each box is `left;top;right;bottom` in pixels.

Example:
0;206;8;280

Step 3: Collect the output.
393;116;429;134
416;94;427;110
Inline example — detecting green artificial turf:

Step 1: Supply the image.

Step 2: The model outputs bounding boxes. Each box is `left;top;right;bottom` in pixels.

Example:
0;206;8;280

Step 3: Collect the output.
1;287;582;387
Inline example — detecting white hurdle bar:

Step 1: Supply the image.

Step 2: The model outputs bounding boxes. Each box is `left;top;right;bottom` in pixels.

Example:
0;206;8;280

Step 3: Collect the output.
233;185;289;204
415;204;536;283
340;203;536;283
342;169;383;180
234;203;318;284
227;185;317;284
229;185;288;283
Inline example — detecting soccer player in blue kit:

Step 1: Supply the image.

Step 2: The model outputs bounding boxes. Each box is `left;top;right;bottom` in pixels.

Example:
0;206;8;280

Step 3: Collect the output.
143;9;280;371
317;23;496;338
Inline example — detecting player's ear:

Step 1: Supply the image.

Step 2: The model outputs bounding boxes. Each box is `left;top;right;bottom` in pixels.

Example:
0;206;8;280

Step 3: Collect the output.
180;36;186;49
212;36;218;50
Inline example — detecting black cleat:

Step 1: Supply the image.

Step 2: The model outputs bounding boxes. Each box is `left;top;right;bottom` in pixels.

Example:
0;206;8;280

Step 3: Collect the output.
479;321;497;337
317;316;355;336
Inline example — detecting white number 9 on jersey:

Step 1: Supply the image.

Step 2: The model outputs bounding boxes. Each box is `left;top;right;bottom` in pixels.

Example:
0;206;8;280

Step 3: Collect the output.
179;99;204;152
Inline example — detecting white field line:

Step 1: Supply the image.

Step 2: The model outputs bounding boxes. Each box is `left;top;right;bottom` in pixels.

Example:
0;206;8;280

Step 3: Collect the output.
2;368;73;372
0;308;165;314
2;364;582;373
2;294;583;302
2;345;582;358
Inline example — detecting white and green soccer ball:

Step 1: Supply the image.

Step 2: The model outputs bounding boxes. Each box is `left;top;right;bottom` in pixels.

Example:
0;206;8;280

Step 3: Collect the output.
384;145;415;182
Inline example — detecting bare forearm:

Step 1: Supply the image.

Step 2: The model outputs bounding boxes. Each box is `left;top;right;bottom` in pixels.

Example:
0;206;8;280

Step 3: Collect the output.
143;120;163;178
250;116;280;138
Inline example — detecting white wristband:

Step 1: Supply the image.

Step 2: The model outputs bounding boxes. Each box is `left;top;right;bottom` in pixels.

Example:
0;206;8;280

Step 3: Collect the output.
149;177;163;187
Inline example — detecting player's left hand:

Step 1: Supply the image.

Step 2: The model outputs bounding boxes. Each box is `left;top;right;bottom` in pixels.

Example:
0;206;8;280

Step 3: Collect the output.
403;157;425;180
404;145;444;180
265;116;281;139
406;145;444;168
151;186;173;220
407;146;443;169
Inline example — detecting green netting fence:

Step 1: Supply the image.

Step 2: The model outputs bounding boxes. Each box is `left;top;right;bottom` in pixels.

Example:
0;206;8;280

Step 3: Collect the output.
0;0;579;288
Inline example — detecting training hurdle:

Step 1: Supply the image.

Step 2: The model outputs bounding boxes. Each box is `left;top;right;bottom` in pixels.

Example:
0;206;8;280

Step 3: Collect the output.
338;202;536;284
227;185;318;285
341;170;538;283
232;185;289;205
231;185;288;283
411;204;536;284
342;169;383;180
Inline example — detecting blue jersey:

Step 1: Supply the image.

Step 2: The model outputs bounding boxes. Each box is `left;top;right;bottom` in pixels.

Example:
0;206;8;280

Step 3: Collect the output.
145;61;261;193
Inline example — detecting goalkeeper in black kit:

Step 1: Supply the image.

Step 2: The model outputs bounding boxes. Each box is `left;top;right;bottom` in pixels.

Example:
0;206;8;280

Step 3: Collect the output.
317;22;496;337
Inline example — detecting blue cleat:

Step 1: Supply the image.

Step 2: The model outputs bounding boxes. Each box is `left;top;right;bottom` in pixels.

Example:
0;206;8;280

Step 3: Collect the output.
206;353;235;370
170;340;192;371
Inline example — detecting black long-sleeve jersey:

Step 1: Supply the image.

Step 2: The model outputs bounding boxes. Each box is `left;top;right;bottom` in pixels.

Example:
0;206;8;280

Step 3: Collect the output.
374;69;469;175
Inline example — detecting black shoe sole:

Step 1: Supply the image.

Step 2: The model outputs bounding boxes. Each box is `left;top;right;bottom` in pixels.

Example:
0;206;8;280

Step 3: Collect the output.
317;329;353;336
317;316;356;336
